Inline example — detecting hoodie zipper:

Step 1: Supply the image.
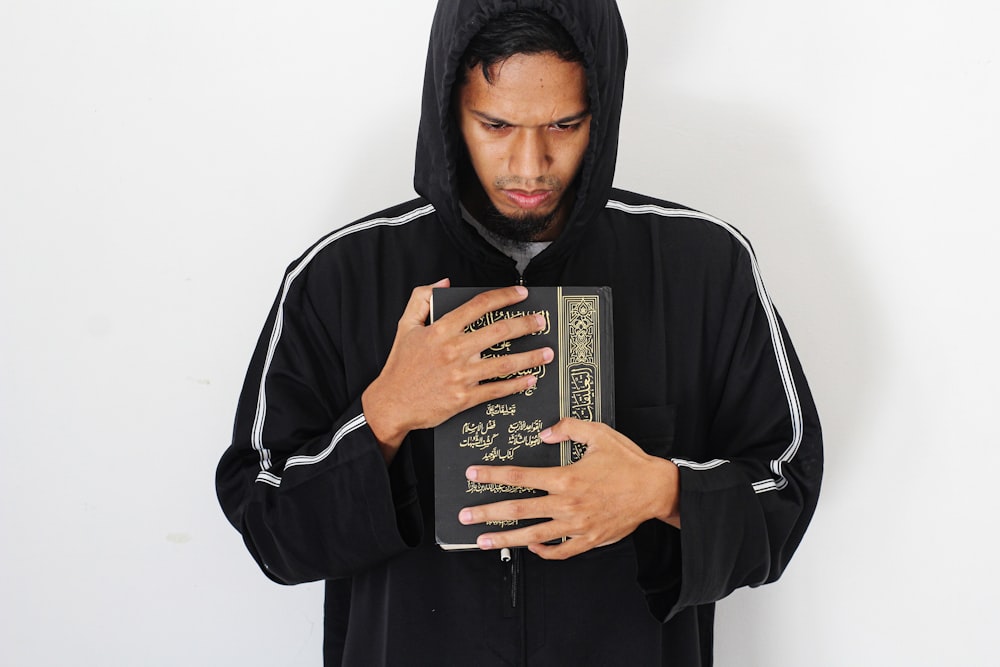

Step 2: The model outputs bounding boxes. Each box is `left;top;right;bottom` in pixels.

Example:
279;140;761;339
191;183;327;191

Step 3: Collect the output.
510;269;529;663
501;547;520;612
500;547;528;665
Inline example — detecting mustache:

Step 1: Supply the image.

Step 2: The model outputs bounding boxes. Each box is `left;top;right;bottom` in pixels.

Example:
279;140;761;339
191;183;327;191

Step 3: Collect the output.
493;175;563;190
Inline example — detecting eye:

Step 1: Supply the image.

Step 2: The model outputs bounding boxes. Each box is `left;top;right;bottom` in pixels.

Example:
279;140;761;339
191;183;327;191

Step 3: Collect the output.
482;121;509;132
551;122;581;132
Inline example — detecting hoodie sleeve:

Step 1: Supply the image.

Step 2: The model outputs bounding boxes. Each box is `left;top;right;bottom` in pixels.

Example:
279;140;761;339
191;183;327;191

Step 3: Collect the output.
633;237;823;622
215;258;422;585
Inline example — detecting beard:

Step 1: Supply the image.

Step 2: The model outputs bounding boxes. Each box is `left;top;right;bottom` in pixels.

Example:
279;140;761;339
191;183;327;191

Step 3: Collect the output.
456;153;573;244
476;174;568;244
477;201;558;245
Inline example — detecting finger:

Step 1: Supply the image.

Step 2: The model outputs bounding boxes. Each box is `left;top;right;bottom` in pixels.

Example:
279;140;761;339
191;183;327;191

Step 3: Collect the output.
402;278;450;328
437;286;529;333
464;312;549;354
528;537;594;561
475;347;554;383
474;521;569;551
458;495;556;527
465;373;540;406
539;417;607;445
465;463;556;492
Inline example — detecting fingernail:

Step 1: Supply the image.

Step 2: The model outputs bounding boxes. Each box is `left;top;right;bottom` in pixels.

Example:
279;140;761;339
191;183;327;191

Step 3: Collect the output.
526;375;538;387
459;509;473;524
540;428;552;439
515;286;528;296
542;347;554;362
466;467;479;481
535;314;546;329
478;536;494;549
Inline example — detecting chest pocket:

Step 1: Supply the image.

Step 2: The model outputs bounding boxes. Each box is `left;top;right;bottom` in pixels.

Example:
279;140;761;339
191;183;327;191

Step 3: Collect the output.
615;405;677;459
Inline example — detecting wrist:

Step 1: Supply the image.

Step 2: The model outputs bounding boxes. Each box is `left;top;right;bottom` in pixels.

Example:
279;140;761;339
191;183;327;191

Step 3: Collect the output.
646;456;681;529
362;379;408;462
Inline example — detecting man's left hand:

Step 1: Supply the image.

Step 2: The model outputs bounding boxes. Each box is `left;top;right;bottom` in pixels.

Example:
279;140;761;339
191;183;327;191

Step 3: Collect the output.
458;418;681;560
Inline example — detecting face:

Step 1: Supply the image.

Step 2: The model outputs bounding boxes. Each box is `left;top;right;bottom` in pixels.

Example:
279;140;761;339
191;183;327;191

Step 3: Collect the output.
456;52;590;242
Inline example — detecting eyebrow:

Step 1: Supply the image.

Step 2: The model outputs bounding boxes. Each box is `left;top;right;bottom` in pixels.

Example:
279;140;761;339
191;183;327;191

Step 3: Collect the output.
470;109;591;127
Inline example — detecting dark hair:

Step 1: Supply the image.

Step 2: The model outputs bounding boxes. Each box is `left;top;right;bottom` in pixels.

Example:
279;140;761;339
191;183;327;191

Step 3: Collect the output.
459;9;584;86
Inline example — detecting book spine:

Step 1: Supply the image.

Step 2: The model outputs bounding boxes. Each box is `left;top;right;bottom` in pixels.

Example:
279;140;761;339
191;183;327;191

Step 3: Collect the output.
559;287;567;466
559;289;604;465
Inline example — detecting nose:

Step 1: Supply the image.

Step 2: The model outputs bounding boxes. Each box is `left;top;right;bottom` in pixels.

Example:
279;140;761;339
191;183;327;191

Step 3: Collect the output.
508;129;550;182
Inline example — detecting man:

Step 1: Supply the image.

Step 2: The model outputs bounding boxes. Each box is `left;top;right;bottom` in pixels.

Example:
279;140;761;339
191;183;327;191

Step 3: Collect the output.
216;2;822;665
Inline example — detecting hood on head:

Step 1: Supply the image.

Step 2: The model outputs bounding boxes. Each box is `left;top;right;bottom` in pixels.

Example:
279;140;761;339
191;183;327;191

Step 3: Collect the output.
413;0;628;265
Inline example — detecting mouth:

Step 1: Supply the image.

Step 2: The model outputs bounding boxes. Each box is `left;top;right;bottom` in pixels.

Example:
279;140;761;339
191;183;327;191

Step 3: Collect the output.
501;189;555;211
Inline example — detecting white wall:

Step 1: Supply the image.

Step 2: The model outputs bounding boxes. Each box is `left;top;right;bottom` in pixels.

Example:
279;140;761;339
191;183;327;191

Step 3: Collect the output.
2;1;997;665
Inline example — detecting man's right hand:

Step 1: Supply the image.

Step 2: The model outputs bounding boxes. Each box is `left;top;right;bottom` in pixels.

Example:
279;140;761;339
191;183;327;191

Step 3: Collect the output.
361;279;554;463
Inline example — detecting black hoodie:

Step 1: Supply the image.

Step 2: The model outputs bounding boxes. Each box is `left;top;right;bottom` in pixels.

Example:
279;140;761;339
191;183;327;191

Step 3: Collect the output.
216;1;822;665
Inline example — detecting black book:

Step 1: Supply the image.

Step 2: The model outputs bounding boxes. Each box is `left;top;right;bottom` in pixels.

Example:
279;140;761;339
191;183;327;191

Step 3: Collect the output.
431;286;614;550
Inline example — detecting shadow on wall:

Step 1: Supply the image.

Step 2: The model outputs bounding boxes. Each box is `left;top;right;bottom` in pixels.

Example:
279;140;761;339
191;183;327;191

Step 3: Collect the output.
617;90;883;661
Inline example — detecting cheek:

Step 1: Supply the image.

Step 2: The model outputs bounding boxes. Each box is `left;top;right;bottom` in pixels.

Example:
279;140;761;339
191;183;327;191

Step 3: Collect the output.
562;132;590;176
459;121;490;163
468;141;507;178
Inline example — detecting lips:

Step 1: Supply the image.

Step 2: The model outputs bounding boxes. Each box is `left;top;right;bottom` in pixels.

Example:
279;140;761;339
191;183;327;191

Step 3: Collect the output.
502;189;554;210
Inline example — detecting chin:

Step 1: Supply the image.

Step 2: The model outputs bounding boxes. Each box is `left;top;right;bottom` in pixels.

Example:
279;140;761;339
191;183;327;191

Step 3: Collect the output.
501;206;557;221
480;202;558;244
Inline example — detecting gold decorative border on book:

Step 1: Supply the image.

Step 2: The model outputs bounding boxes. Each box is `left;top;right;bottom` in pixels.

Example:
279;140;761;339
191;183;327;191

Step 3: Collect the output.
560;293;601;465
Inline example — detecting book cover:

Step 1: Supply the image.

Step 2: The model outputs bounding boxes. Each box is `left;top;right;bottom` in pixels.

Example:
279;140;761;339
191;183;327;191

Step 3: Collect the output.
431;286;614;550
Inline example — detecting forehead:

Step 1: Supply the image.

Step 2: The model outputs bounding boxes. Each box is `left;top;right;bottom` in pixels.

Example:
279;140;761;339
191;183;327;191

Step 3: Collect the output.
457;52;588;124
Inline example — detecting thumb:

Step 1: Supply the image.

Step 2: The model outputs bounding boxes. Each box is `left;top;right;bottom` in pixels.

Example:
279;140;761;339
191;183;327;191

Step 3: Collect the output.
400;278;450;328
